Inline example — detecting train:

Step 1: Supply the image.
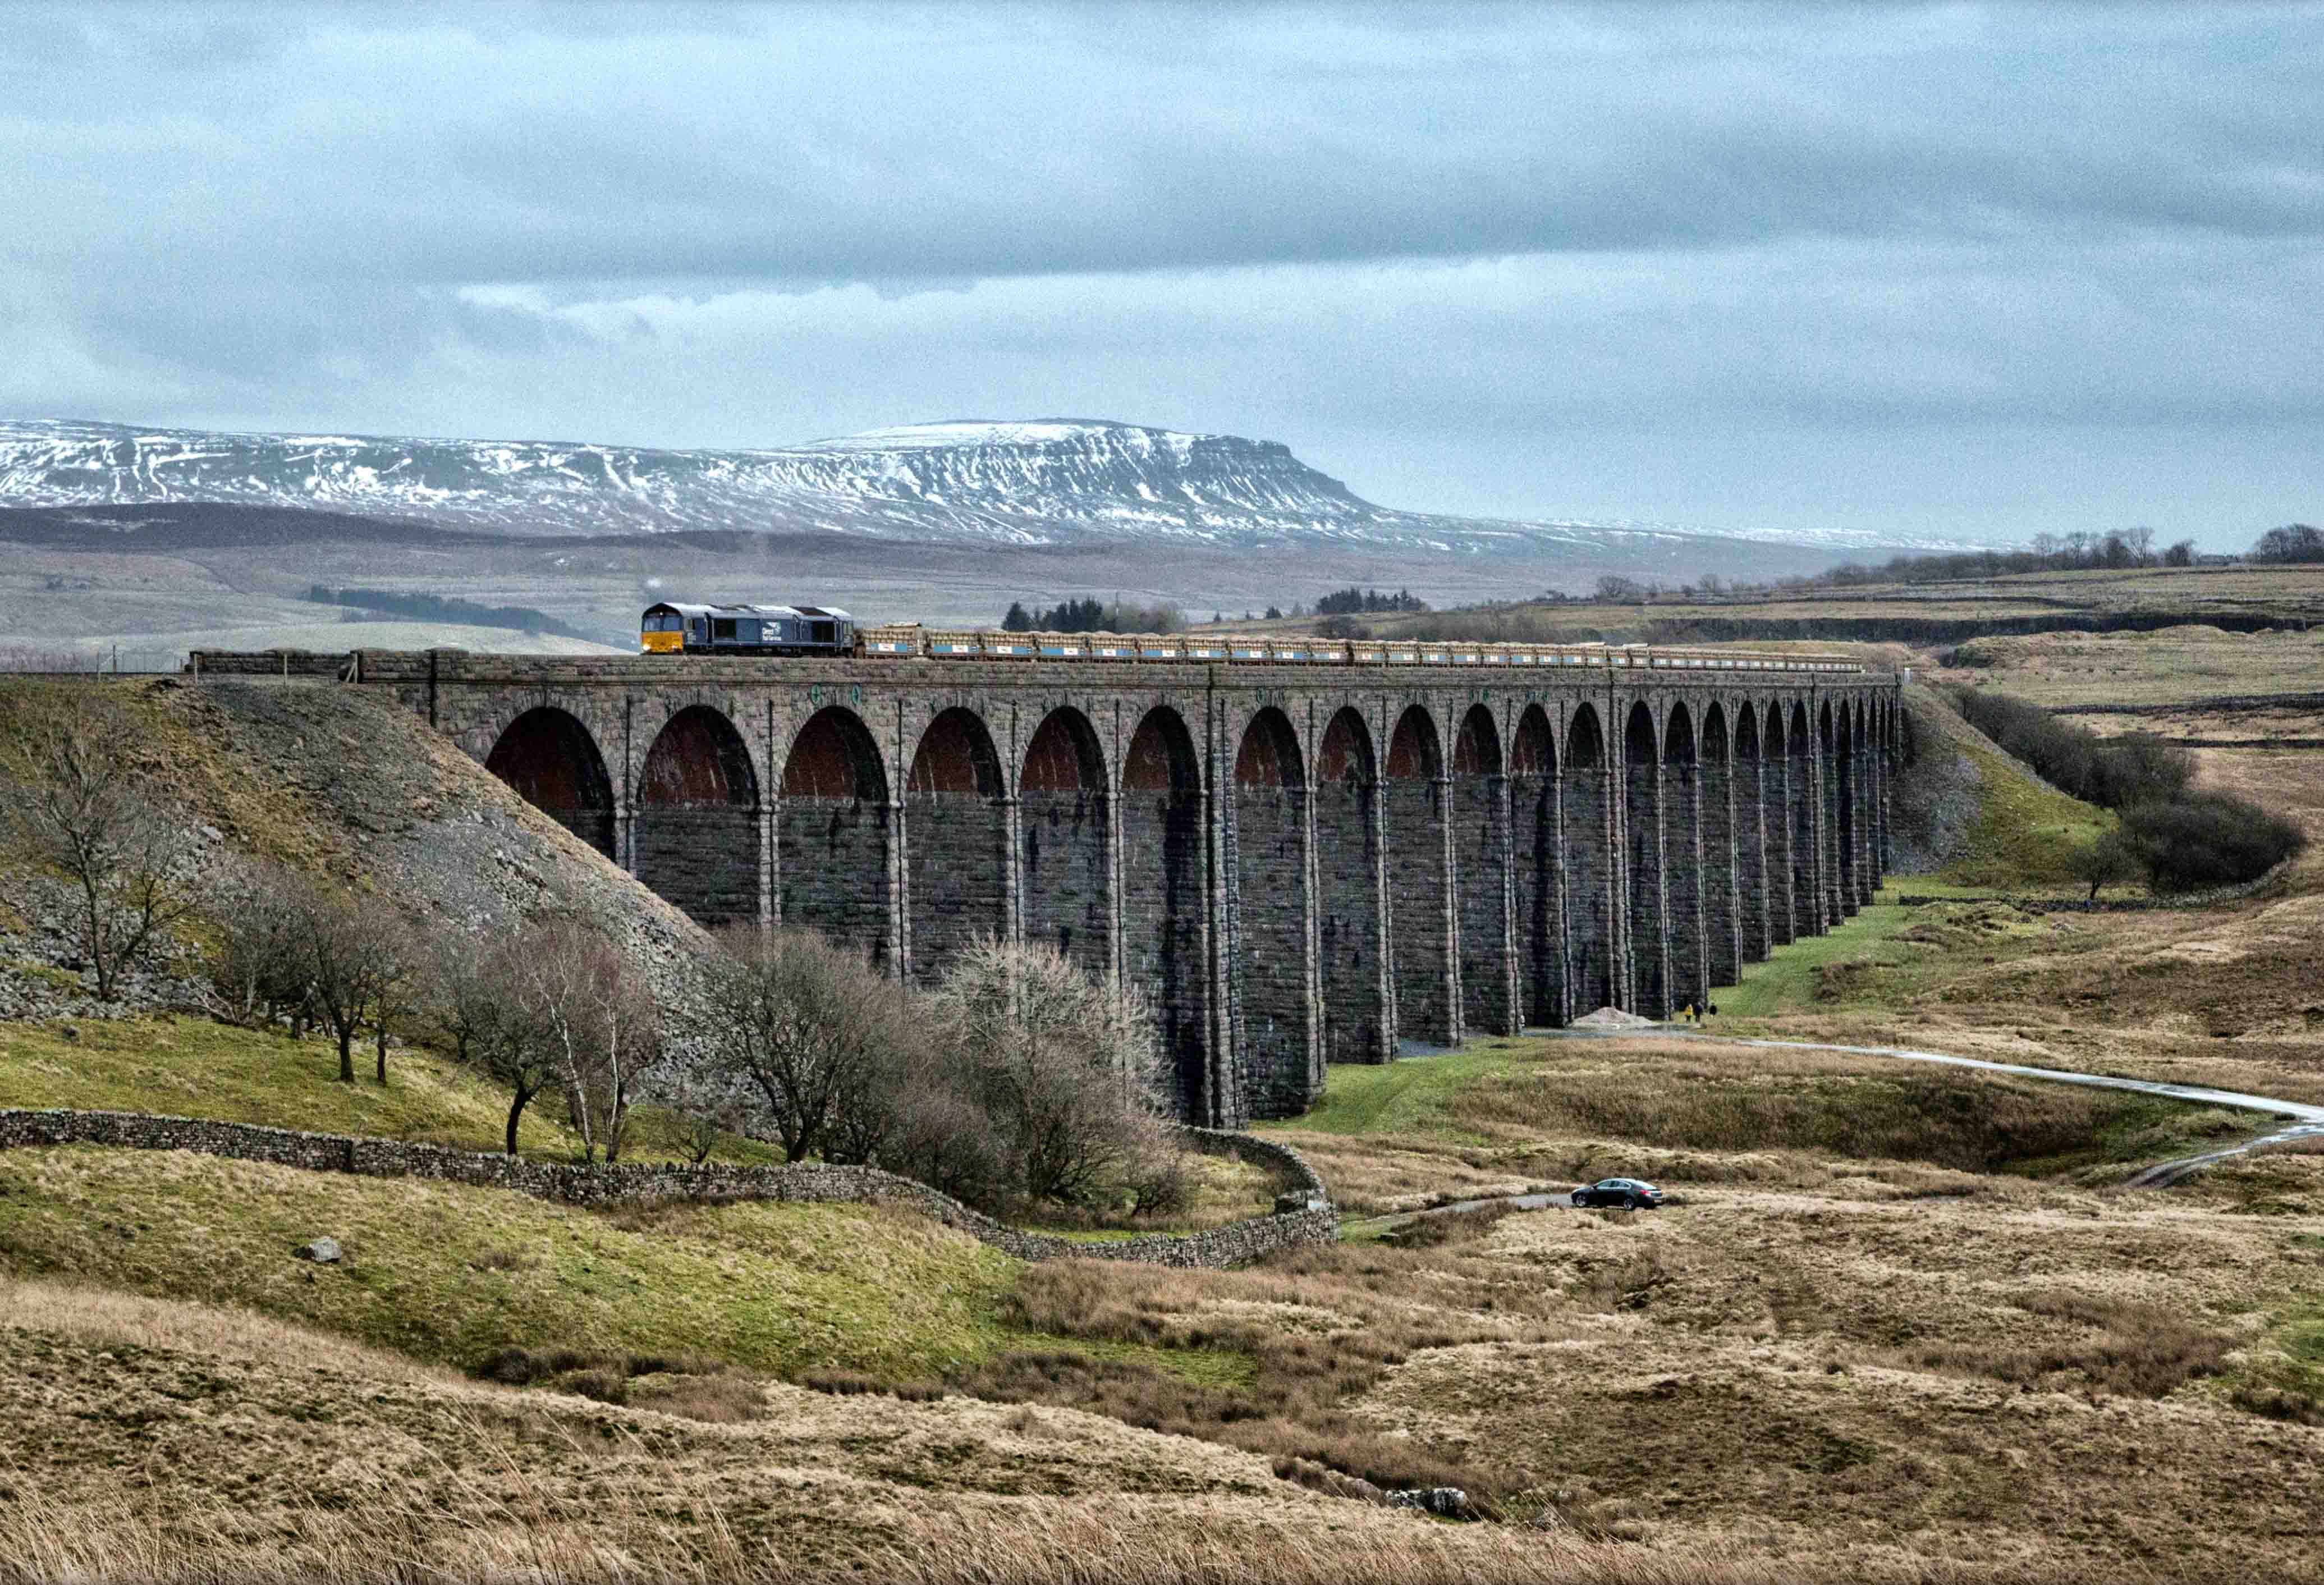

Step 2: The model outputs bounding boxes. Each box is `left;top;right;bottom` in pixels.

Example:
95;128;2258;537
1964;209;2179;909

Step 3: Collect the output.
638;601;1866;674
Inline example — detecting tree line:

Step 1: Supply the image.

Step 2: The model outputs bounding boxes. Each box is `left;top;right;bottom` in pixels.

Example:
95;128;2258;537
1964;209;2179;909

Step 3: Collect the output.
1000;597;1187;635
206;888;1184;1216
1943;686;2307;896
306;585;594;642
1313;587;1427;616
1790;522;2323;593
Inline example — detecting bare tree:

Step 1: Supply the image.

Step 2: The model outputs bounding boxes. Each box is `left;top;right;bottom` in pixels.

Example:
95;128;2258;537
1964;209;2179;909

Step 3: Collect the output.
1;695;195;1002
515;919;662;1162
364;918;423;1085
302;890;400;1084
209;860;317;1028
704;927;904;1162
2073;829;2145;904
934;938;1167;1208
433;934;563;1156
660;1062;748;1164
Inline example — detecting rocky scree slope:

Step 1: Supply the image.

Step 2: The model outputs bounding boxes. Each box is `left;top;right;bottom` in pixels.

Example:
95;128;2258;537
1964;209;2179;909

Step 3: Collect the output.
0;677;715;1027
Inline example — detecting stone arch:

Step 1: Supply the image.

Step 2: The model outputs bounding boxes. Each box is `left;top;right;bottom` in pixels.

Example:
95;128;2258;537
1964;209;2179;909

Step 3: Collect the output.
1452;705;1514;1036
1662;702;1705;1009
635;704;759;926
484;706;614;860
1313;706;1386;1063
1019;706;1110;976
1122;706;1209;1124
905;706;1006;986
1624;700;1667;1014
1699;701;1739;994
1790;699;1819;936
1234;706;1317;1115
1562;703;1618;1013
1732;702;1771;964
1509;705;1565;1026
1386;704;1455;1045
780;706;891;965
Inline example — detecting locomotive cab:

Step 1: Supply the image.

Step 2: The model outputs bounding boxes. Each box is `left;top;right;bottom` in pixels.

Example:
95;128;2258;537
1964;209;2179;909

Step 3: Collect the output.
640;602;690;653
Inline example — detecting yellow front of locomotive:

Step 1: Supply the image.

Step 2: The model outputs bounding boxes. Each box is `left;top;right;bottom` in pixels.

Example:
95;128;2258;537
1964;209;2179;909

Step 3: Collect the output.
640;603;687;653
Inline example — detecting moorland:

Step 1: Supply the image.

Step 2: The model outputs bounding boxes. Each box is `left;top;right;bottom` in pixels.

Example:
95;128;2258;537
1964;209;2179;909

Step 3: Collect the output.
4;568;2323;1583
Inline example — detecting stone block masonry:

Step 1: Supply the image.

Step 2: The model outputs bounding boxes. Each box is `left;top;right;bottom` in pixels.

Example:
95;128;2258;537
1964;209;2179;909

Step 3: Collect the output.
0;1109;1338;1269
192;649;1901;1126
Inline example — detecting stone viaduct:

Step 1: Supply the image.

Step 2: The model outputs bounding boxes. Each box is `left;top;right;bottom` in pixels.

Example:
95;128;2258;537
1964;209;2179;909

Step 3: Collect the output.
199;649;1902;1130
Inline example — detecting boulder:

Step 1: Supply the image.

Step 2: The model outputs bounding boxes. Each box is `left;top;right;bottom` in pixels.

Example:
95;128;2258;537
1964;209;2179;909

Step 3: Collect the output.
293;1236;343;1264
1387;1487;1472;1519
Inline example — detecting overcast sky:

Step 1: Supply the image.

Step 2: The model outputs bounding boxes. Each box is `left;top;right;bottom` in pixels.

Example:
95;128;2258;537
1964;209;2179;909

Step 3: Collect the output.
3;4;2319;547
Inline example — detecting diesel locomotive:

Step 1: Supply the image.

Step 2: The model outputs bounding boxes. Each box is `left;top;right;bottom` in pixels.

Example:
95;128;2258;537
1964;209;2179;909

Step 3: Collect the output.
640;601;856;656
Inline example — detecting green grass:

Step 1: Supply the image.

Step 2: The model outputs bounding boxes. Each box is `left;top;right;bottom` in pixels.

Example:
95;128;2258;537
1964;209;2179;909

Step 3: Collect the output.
1258;1040;1534;1142
0;1144;1245;1389
1707;900;2076;1020
1708;904;1923;1018
0;1146;1015;1379
1932;703;2116;890
0;1015;781;1165
1998;1096;2259;1179
2227;1291;2324;1425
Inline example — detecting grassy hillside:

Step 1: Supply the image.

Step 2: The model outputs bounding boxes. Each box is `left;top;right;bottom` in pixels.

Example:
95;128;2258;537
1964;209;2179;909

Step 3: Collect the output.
0;1014;791;1164
0;1148;1033;1382
2;1015;576;1151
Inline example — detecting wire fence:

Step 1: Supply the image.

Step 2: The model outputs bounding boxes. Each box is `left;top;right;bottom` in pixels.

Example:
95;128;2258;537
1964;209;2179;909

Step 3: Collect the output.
0;646;189;676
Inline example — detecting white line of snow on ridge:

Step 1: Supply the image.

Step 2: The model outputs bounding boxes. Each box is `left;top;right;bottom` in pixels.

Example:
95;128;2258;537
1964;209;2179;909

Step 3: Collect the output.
797;419;1205;451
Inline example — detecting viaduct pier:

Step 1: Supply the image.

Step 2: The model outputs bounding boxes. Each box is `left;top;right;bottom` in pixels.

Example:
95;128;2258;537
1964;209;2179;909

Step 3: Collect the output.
194;648;1902;1129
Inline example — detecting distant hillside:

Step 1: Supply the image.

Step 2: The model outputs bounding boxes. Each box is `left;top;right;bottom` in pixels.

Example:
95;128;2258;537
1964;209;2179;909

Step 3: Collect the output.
0;417;1974;585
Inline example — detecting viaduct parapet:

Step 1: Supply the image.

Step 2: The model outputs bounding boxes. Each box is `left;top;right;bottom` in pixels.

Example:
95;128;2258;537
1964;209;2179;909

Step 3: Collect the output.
193;649;1903;1130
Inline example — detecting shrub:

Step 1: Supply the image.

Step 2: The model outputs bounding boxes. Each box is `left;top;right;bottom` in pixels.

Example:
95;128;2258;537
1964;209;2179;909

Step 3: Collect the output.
2251;523;2324;564
702;927;920;1163
928;938;1176;1213
1944;687;2191;812
2111;793;2306;892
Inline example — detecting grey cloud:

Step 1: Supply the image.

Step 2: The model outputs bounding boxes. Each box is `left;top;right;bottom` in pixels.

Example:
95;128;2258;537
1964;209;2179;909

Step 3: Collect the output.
7;6;2321;288
1;3;2318;543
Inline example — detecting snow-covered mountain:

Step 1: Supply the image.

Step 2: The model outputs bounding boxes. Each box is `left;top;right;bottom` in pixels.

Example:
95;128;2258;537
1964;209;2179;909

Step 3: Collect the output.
0;416;1963;561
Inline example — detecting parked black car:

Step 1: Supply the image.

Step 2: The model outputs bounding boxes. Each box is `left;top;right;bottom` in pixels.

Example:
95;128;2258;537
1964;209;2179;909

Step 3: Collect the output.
1570;1178;1665;1210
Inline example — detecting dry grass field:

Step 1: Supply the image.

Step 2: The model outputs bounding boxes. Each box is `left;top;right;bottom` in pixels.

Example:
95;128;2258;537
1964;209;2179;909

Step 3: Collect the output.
1226;561;2324;648
8;1020;2323;1581
1936;624;2324;709
10;612;2324;1579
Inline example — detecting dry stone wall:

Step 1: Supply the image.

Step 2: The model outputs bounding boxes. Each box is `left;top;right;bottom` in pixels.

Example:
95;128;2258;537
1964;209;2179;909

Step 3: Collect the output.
0;1109;1337;1269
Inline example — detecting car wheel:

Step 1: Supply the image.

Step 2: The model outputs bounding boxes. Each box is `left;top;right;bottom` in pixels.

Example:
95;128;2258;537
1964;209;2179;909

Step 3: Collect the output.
1625;1195;1644;1210
1570;1192;1589;1207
